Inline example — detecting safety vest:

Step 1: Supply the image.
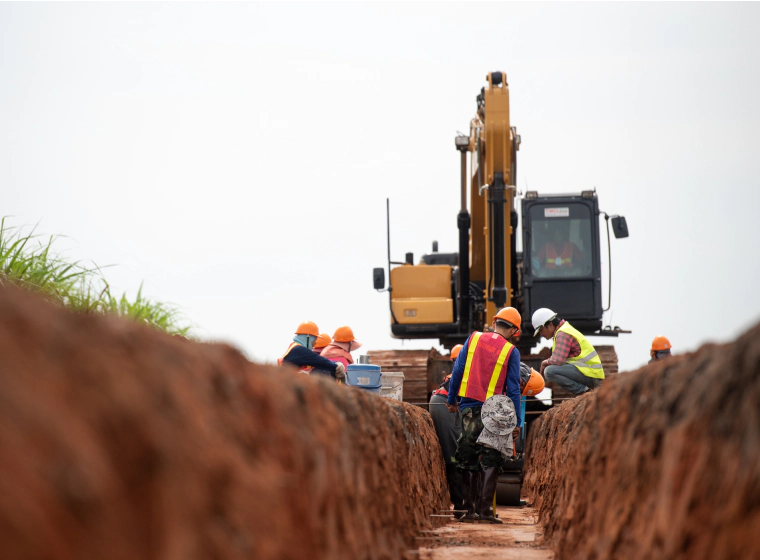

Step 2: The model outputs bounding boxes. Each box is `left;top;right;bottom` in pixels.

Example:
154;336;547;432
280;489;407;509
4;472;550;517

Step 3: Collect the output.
551;322;605;379
458;332;515;402
277;342;314;374
545;242;574;269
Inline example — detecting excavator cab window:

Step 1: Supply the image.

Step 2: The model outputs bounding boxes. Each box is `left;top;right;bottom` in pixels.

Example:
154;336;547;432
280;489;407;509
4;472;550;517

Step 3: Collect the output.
528;203;593;279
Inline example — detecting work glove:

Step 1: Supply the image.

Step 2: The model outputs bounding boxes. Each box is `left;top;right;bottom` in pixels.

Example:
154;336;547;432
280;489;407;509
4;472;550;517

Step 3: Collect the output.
334;362;346;382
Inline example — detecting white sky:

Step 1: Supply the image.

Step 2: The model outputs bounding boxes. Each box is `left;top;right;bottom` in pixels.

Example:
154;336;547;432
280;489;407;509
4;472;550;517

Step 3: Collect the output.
2;2;759;373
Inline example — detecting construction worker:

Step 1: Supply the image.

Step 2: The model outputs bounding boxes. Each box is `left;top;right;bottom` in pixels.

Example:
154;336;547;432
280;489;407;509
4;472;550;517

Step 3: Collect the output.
279;321;345;381
518;364;547;441
534;222;587;277
320;326;362;369
650;335;672;362
446;307;523;524
313;333;332;354
429;344;464;518
520;364;545;397
532;308;604;395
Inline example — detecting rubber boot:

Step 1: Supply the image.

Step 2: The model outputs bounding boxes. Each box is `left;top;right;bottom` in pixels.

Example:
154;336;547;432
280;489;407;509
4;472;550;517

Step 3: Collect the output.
477;467;504;524
446;464;465;519
459;470;480;523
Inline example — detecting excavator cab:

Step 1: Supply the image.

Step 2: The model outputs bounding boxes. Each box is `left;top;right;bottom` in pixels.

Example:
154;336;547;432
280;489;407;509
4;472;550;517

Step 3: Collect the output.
521;191;604;334
374;189;628;349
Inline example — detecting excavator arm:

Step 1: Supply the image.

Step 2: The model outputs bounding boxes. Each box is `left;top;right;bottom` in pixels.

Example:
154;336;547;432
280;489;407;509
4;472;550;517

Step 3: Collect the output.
467;71;520;323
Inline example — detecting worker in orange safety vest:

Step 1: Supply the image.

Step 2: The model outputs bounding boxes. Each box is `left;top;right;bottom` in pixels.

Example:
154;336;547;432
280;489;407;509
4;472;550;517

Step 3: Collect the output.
446;307;523;524
536;226;585;271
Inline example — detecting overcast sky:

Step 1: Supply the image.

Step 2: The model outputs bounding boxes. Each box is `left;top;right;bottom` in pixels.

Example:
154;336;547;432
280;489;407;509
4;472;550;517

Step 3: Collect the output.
2;2;759;373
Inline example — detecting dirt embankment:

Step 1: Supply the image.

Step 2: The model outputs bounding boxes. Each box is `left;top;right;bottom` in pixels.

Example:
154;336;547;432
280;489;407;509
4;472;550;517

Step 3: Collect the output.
0;284;448;560
524;324;760;559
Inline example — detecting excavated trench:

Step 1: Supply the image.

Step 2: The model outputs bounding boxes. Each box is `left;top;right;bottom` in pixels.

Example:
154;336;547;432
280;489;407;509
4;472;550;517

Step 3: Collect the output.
1;282;758;559
0;284;448;560
524;323;760;559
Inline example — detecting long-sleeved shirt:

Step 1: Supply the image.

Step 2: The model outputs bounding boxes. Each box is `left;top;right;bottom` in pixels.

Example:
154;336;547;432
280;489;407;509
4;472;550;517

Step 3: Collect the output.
446;333;523;427
547;320;581;366
282;343;339;377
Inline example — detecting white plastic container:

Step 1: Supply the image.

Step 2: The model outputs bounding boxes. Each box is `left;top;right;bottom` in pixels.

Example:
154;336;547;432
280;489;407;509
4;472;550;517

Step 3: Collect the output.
380;371;405;401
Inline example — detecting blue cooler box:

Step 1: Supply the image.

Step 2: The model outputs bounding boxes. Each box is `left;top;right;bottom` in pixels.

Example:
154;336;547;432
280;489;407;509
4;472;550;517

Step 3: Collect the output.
346;364;382;391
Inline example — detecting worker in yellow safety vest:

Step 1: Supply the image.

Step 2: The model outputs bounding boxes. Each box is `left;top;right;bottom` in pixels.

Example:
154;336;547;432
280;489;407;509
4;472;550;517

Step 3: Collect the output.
278;321;345;381
532;308;604;395
446;307;523;524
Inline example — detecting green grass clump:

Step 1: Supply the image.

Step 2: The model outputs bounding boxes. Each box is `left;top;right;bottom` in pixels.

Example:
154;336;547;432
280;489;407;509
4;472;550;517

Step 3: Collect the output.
0;218;190;336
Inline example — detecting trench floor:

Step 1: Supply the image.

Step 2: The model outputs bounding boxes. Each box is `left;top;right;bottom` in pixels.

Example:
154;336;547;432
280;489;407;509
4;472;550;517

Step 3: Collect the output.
410;504;554;560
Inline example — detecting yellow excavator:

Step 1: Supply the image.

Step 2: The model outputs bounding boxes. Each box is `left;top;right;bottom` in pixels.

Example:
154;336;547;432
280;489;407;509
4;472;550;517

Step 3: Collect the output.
373;70;629;358
371;71;630;504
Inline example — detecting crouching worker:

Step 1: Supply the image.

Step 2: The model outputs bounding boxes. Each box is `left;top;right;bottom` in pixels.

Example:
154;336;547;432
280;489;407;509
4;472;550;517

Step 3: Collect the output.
532;308;604;395
278;321;345;381
446;307;523;524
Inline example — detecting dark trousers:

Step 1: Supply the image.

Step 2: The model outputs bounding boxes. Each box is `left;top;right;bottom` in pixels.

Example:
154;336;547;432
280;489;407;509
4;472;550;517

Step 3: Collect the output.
429;394;463;508
454;406;507;472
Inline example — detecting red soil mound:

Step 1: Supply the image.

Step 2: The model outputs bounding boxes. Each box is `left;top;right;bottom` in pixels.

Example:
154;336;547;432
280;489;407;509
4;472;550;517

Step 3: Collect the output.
0;285;448;560
524;323;760;559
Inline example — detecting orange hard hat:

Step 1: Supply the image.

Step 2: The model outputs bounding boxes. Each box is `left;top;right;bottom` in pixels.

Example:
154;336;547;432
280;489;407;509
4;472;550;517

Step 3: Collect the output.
333;325;357;343
295;321;319;337
333;325;362;350
314;333;332;349
522;369;545;397
450;344;464;361
651;335;672;352
494;307;522;334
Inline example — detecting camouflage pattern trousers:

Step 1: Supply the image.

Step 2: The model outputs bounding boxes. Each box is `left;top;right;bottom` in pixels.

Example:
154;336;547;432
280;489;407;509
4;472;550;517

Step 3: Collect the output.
454;406;507;472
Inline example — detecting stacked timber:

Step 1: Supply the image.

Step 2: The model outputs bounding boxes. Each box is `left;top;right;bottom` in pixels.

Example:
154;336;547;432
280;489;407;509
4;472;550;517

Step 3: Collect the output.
368;348;452;406
368;349;428;404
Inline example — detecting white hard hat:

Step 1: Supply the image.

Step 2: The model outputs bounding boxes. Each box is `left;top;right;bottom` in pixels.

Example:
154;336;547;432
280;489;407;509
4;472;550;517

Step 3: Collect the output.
532;308;557;337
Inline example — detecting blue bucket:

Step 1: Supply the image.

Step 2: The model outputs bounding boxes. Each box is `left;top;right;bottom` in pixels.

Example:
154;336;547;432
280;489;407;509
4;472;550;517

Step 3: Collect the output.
346;364;382;387
356;385;382;394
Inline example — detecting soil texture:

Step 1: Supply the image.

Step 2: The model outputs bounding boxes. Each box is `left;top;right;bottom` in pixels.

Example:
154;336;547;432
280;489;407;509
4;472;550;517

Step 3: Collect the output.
0;284;449;560
524;323;760;559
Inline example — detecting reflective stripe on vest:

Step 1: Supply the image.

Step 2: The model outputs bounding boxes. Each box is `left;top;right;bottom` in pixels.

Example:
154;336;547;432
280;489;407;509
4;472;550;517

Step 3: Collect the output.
545;242;573;268
551;322;604;379
458;332;515;401
278;342;314;374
